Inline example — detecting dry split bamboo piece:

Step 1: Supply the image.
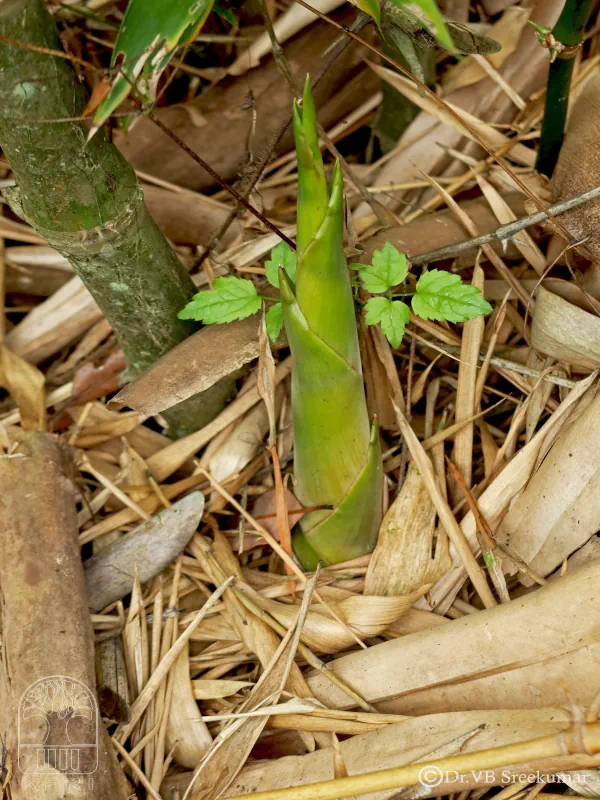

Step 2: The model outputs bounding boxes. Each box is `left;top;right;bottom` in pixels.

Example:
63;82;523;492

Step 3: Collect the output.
161;707;600;800
305;558;600;710
0;433;127;800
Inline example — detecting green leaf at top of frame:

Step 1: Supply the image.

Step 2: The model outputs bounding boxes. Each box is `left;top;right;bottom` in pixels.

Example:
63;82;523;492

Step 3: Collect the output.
91;0;215;134
364;296;410;349
265;242;297;289
387;0;456;54
178;276;260;324
411;269;493;323
358;241;409;294
346;0;381;25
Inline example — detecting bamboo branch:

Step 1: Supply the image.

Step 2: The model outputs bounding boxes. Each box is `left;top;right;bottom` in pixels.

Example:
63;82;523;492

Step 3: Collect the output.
410;184;600;266
223;722;600;800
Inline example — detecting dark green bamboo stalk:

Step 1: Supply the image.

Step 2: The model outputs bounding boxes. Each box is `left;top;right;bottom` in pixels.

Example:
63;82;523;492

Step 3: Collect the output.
0;0;234;437
536;0;595;177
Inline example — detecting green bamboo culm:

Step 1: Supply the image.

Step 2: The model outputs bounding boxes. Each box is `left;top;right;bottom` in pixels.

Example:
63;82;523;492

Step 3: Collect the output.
0;0;235;438
283;77;383;570
536;0;595;177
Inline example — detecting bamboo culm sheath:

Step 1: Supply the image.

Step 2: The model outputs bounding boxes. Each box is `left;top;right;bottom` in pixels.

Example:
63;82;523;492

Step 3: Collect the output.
283;77;383;569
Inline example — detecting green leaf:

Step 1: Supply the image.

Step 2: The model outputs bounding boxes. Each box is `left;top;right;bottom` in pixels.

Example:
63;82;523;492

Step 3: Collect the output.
347;0;381;25
178;276;260;324
265;242;297;288
387;0;456;54
91;0;215;134
412;269;493;323
266;302;284;342
364;296;410;348
359;241;409;294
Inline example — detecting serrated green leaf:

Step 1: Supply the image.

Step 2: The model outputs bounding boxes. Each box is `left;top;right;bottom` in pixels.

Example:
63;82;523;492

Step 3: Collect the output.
265;302;284;343
91;0;214;134
364;296;410;348
264;242;297;288
387;0;456;53
178;276;260;324
412;269;493;323
359;242;409;294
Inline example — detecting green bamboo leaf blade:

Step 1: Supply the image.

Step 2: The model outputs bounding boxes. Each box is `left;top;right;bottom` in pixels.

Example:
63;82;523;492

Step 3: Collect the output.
292;422;383;568
295;162;362;370
92;0;214;131
282;288;370;505
293;100;328;254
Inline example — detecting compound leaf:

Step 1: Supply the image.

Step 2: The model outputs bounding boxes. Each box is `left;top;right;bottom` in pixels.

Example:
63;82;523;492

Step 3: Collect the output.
178;276;260;324
412;269;492;323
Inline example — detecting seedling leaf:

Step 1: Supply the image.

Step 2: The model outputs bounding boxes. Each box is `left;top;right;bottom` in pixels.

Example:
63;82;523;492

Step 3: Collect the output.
359;242;409;294
266;302;284;343
265;242;297;289
412;269;492;322
365;296;410;348
178;276;260;324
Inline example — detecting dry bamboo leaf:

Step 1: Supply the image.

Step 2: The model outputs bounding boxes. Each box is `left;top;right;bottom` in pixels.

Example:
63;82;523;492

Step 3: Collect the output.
498;392;600;585
6;275;102;364
305;558;600;710
474;174;546;275
209;386;282;483
84;492;204;612
251;487;307;542
145;358;293;483
237;584;428;654
97;637;131;724
451;264;485;499
394;404;497;610
166;642;213;768
0;344;46;431
71;348;126;406
115;576;234;745
110;316;260;415
192;680;253;700
427;370;598;612
161;707;592;800
553;73;600;261
532;286;600;369
443;6;530;93
228;0;343;75
364;463;449;597
257;312;277;448
380;640;600;716
367;63;536;167
189;532;312;699
181;573;318;800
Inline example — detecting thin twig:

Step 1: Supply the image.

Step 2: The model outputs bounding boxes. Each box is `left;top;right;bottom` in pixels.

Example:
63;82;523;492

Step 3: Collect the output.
147;111;296;250
411;184;600;266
